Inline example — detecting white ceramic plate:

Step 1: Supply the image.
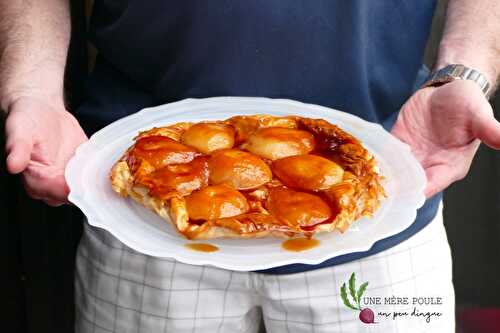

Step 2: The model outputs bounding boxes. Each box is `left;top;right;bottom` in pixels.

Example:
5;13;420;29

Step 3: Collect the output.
66;97;426;271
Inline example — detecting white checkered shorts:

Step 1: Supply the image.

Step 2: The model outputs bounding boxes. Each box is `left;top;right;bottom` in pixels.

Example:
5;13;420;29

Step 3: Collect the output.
75;204;454;333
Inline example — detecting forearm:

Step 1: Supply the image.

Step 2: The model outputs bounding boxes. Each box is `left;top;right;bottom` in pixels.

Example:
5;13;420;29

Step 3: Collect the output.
0;0;70;111
436;0;500;91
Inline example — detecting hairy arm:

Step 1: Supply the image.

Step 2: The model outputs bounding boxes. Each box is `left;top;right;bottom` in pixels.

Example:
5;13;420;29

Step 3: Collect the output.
392;0;500;197
1;0;87;206
436;0;500;90
0;0;70;111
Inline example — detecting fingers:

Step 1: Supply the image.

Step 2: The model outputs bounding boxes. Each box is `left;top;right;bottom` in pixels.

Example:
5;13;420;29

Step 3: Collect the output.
5;114;34;174
424;164;454;198
423;141;479;198
22;165;70;203
423;163;470;198
6;139;33;174
44;199;67;207
4;100;84;206
471;101;500;149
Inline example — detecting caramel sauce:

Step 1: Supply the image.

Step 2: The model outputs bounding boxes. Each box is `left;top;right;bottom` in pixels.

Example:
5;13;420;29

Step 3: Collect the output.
208;149;272;190
254;127;314;145
300;191;341;231
138;156;209;198
282;238;320;252
129;135;199;171
297;118;358;152
185;243;219;252
272;154;344;191
266;187;332;227
185;184;250;220
126;116;372;236
298;118;369;178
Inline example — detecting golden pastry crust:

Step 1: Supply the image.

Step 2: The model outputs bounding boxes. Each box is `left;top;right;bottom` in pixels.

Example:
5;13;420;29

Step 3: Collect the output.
110;115;386;239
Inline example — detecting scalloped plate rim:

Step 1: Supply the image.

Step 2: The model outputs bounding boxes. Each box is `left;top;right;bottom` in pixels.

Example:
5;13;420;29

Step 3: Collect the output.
66;96;426;271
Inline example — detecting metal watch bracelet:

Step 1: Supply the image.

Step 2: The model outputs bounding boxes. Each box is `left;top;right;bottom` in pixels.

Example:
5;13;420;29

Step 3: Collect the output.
422;64;491;98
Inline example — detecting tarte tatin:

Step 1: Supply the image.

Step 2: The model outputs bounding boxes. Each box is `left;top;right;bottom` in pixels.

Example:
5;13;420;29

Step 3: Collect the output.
110;115;385;239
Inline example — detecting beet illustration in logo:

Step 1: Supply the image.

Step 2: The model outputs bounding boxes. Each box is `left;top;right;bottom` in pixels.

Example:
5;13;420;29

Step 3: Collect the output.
340;272;376;324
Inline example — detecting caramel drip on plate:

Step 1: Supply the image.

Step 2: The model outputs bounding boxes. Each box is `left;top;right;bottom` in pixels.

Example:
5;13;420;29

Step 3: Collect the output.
185;243;219;252
281;238;320;252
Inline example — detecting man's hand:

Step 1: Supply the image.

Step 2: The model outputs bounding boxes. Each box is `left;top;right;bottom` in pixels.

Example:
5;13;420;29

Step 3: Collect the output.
391;80;500;197
5;97;88;206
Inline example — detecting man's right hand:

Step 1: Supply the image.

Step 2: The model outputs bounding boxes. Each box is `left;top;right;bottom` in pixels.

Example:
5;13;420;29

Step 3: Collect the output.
5;97;88;206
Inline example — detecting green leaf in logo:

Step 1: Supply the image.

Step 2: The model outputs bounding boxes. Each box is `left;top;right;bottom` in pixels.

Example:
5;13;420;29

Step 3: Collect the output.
349;272;357;304
341;282;359;311
357;281;369;308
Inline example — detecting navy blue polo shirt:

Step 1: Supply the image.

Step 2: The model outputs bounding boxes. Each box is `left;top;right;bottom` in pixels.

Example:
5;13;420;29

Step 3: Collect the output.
78;0;441;274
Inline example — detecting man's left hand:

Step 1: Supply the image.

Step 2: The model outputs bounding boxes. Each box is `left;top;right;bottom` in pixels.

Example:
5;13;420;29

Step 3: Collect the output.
391;80;500;197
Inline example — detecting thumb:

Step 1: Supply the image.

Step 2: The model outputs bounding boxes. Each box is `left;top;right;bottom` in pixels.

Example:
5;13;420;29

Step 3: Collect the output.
5;114;34;174
471;101;500;149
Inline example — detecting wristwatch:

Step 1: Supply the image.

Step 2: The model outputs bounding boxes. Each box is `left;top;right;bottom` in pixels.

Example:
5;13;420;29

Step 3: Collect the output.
422;64;491;98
